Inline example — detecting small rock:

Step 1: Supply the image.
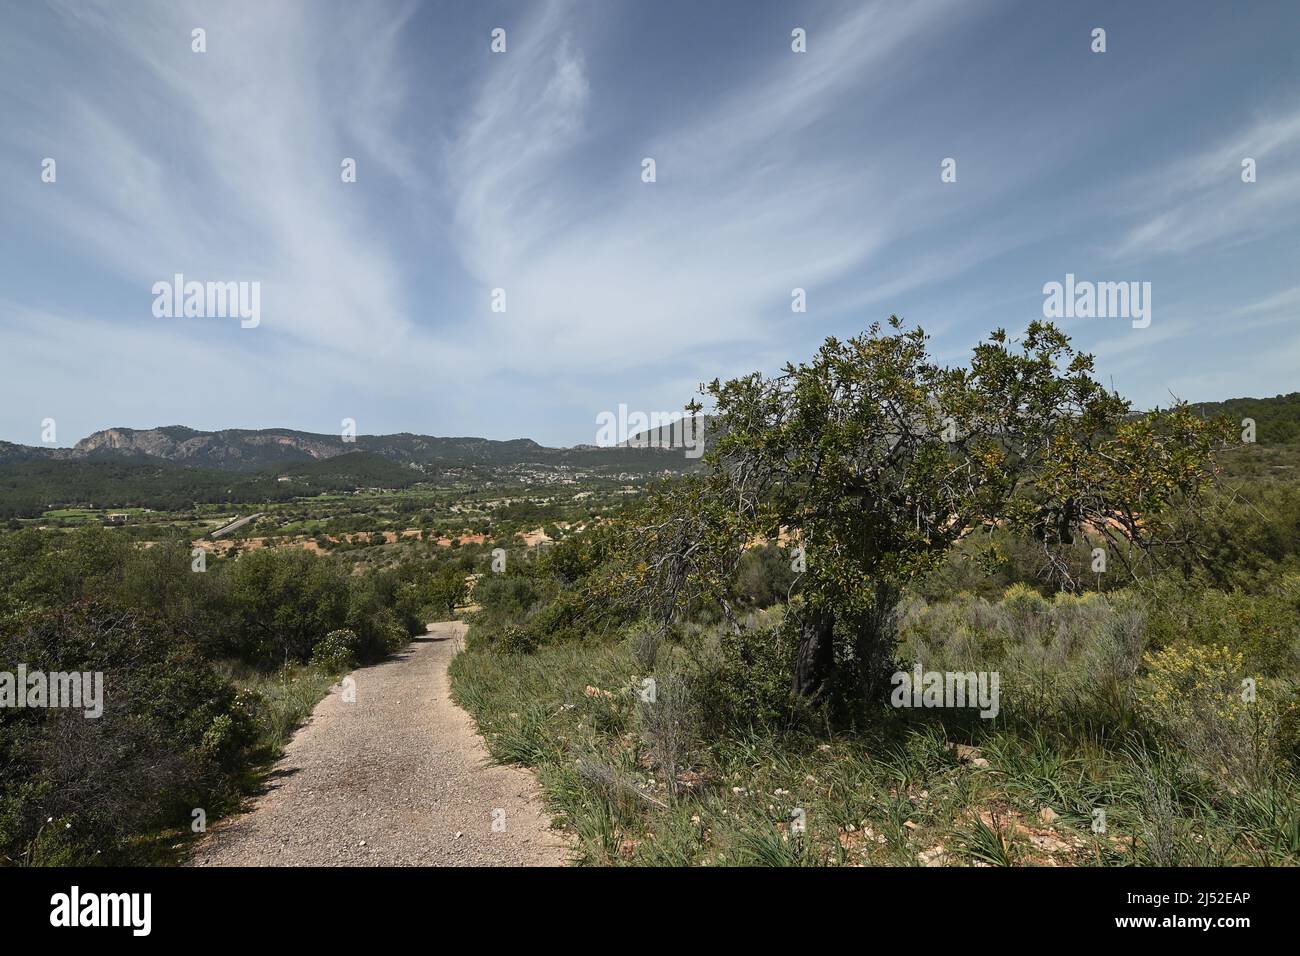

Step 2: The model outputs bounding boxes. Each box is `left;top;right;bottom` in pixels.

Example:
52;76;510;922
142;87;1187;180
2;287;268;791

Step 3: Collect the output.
918;845;948;866
1039;806;1060;825
1028;832;1071;854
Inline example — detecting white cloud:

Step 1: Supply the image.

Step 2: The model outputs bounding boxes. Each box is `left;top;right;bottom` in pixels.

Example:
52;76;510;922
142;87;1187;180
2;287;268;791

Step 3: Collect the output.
1111;102;1300;260
443;0;970;383
9;0;415;353
1236;283;1300;329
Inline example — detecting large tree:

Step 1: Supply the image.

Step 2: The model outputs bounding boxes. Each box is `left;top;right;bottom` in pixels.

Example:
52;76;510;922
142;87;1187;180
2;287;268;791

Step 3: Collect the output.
625;319;1230;700
426;565;469;619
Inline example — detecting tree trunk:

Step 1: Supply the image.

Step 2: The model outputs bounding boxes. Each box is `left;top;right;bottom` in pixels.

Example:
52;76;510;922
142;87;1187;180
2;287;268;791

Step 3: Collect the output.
792;609;835;698
855;582;900;701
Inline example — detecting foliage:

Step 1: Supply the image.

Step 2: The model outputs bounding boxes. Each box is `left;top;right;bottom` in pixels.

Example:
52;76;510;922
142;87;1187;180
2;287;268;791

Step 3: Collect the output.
225;549;351;663
623;321;1230;700
1135;643;1296;791
425;565;469;619
451;631;1300;867
0;525;419;864
310;628;360;672
0;604;258;864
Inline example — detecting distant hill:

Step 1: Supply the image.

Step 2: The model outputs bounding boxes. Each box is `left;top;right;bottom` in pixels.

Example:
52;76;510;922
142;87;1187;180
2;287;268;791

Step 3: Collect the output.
63;425;556;470
1185;393;1300;445
2;396;1297;517
0;452;431;518
0;425;700;517
0;425;700;472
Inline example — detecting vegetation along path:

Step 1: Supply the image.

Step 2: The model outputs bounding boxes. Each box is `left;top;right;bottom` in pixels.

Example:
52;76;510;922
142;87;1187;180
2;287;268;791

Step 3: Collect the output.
188;621;566;866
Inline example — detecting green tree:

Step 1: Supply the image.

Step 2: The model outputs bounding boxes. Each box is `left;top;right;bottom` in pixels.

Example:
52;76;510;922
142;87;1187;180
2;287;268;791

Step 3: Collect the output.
226;549;350;664
626;320;1230;700
427;565;469;619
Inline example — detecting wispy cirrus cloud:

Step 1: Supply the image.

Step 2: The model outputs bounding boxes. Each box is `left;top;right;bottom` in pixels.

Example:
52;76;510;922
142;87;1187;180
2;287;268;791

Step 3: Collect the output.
1110;103;1300;261
6;0;416;352
443;0;975;384
2;0;1299;446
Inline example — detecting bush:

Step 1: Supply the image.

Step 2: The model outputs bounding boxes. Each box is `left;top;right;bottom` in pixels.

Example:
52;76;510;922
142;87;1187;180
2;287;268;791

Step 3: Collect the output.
311;628;360;672
637;671;698;799
225;549;350;664
895;587;1152;727
1000;583;1051;644
627;621;662;671
522;587;592;646
691;608;799;732
350;609;407;661
1145;578;1300;677
0;603;256;864
0;518;465;864
1135;642;1296;791
474;574;539;618
732;545;797;609
496;622;540;655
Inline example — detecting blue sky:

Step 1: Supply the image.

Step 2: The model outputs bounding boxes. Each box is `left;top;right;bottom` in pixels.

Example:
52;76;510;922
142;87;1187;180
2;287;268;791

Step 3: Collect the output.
1;0;1298;448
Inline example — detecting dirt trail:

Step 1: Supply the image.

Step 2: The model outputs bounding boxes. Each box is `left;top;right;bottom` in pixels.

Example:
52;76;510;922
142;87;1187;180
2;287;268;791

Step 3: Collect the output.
188;621;566;866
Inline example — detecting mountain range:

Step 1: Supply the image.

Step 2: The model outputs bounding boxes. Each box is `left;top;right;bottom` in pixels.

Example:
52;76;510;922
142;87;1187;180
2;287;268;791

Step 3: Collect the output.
0;425;698;518
2;392;1298;518
0;425;694;472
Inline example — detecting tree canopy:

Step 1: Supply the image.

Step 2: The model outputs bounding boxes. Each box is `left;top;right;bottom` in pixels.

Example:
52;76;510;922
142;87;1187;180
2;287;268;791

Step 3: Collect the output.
624;320;1232;699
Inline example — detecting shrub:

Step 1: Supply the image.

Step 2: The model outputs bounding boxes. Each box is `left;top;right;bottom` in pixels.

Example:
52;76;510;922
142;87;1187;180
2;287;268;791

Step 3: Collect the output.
637;671;698;800
523;588;590;646
350;609;407;661
692;609;800;732
225;549;350;664
496;622;540;655
732;544;797;609
1001;583;1051;647
311;628;360;672
1078;595;1147;719
627;621;662;671
0;603;255;863
1145;577;1299;677
1136;642;1294;791
474;574;539;618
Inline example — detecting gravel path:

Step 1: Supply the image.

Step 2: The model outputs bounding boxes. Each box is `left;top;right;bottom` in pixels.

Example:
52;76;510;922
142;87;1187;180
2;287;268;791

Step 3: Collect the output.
188;621;567;866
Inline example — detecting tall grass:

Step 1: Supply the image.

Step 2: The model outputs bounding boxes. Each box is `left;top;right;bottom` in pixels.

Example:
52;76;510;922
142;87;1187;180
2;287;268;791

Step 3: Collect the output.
228;663;340;755
450;585;1300;866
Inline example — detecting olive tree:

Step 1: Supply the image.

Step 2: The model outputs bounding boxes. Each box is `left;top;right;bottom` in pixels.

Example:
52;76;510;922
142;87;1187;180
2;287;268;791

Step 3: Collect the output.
427;565;469;619
624;319;1230;700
